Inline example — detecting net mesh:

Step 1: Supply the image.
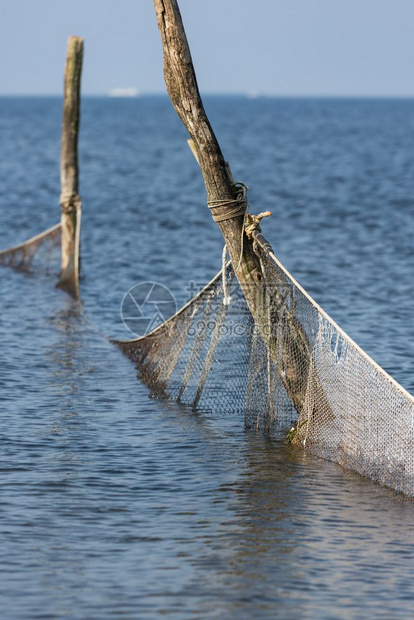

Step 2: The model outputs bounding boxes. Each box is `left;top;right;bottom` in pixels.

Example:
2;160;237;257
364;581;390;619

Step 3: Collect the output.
117;235;414;496
0;223;61;274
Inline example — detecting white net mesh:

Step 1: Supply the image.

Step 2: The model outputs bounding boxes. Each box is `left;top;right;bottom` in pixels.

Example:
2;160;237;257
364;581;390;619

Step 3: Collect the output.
117;235;414;496
0;223;61;274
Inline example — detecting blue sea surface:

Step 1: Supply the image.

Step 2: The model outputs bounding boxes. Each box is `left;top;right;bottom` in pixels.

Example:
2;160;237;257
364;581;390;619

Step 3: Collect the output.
0;96;413;618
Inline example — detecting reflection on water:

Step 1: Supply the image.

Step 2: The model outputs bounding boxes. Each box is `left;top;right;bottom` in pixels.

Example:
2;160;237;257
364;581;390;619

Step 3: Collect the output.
0;97;413;617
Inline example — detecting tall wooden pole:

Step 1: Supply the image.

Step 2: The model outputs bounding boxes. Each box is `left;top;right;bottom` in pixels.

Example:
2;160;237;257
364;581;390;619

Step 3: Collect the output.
152;0;263;304
57;36;83;299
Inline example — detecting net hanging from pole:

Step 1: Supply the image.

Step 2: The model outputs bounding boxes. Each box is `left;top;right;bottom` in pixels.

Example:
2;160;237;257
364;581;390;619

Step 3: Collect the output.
0;223;61;274
116;231;414;497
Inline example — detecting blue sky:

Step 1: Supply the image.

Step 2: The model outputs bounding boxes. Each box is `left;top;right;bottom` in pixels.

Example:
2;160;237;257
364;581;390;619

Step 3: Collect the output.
1;0;414;96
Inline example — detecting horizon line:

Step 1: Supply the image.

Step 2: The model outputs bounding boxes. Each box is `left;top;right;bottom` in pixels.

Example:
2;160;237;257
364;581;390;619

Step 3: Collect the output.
1;92;414;100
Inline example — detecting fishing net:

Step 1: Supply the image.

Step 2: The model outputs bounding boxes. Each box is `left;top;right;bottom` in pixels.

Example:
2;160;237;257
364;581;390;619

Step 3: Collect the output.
116;232;414;496
0;223;61;274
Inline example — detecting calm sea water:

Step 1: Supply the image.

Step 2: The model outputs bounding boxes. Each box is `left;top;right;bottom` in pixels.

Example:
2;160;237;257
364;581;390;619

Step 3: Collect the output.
0;96;413;618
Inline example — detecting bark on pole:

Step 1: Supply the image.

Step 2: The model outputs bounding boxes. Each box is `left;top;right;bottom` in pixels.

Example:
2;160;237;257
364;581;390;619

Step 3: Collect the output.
57;36;83;299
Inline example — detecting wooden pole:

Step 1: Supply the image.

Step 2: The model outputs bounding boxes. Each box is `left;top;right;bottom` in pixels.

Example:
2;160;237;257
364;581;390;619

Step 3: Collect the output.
152;0;263;302
57;36;83;299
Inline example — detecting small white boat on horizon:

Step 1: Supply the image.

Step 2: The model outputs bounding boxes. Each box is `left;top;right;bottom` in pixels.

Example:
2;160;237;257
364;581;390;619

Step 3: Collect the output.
109;87;139;98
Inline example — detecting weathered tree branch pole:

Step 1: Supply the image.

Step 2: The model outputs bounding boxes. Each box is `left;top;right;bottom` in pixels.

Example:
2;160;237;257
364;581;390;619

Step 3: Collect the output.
153;0;263;303
153;0;333;423
57;36;84;299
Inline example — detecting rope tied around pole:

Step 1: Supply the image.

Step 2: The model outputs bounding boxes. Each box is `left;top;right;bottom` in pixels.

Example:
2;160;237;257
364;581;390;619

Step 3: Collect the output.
208;182;248;222
60;193;82;215
211;183;271;298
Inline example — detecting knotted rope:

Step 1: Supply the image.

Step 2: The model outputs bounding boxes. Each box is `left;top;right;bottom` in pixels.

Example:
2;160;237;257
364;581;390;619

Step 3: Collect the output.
244;211;272;238
208;183;248;223
214;183;248;304
60;193;82;215
217;184;272;305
